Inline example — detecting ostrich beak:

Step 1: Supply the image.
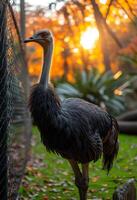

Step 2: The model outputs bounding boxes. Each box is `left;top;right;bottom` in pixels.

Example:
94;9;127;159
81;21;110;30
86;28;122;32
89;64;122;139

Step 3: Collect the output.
24;37;35;43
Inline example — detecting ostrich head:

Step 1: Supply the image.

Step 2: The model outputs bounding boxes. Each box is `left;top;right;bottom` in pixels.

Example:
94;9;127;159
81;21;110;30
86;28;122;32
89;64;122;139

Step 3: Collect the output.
24;29;53;47
24;30;54;89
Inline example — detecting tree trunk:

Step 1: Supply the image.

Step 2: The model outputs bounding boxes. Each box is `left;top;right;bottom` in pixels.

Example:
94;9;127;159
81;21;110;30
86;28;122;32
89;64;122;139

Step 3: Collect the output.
91;0;111;71
117;110;137;134
90;0;124;71
118;121;137;135
91;0;123;47
117;110;137;121
63;57;69;80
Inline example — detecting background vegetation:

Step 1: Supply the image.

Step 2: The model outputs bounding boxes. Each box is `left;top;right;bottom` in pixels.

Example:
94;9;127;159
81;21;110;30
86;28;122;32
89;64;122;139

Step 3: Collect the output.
56;68;137;115
24;0;137;81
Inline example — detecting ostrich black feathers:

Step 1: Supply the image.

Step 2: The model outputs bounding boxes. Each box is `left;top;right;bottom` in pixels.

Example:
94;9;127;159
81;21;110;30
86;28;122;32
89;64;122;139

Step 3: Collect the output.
25;30;119;200
103;117;119;172
29;84;119;171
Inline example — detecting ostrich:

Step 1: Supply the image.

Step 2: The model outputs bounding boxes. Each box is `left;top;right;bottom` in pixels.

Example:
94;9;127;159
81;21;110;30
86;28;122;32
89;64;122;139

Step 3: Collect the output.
24;30;119;200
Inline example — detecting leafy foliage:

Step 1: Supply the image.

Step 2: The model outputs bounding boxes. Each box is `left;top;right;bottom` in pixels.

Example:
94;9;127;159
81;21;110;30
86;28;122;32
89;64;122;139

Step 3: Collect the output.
56;68;136;115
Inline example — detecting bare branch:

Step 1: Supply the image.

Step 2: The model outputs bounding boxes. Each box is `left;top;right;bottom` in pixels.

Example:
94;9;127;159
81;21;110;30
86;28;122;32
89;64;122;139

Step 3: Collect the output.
125;0;137;18
105;0;114;20
116;0;136;26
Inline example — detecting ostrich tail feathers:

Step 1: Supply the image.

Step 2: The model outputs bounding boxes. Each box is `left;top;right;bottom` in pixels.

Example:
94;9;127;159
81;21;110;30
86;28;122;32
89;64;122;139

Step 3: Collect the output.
102;118;119;173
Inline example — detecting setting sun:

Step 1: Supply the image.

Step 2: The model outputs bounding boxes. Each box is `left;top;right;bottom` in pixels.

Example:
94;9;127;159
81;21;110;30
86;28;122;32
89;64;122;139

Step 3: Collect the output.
80;28;99;50
100;0;107;4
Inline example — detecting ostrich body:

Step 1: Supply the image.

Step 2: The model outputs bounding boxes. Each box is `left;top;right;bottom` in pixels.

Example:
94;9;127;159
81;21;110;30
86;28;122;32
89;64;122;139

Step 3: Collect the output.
24;30;119;200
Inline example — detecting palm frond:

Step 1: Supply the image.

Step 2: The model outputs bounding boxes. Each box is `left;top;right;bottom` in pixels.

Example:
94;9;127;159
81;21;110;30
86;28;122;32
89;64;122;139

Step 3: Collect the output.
56;68;136;116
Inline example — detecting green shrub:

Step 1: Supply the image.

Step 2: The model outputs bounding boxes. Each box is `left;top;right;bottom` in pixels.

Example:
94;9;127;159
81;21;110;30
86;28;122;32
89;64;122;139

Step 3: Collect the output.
56;68;136;115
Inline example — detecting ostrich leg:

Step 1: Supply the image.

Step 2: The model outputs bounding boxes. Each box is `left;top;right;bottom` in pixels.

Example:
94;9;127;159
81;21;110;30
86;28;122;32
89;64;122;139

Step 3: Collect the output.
68;160;89;200
81;163;89;200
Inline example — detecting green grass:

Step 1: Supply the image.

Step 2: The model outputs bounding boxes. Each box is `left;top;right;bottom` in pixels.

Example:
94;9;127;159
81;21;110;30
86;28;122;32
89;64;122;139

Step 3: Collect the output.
19;127;137;200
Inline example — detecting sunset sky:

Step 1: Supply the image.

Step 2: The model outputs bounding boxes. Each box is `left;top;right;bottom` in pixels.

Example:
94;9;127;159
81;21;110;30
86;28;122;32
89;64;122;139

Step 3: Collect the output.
25;0;66;12
26;0;66;8
26;0;52;6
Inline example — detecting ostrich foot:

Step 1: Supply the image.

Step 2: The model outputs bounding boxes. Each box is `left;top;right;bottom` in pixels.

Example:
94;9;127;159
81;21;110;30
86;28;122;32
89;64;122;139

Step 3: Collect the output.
68;160;89;200
75;177;89;200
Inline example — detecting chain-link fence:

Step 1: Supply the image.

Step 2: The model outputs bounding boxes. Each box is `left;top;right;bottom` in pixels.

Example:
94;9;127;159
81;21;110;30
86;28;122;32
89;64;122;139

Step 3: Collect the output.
0;0;31;199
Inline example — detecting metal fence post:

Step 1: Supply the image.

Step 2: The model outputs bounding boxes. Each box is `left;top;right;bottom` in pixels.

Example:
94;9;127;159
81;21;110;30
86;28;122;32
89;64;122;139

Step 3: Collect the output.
0;1;8;200
20;0;26;40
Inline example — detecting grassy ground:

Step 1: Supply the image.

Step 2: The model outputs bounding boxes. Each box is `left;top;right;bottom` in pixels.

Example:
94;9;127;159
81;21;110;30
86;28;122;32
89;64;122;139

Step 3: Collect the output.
19;127;137;200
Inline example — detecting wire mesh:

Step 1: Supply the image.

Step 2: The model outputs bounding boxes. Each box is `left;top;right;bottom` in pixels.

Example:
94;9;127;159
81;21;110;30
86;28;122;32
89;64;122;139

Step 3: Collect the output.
0;1;8;199
0;0;31;199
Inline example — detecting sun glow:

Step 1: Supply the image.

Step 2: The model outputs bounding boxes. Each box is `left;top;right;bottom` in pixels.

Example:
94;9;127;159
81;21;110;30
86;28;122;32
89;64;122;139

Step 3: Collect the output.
100;0;107;4
80;28;99;50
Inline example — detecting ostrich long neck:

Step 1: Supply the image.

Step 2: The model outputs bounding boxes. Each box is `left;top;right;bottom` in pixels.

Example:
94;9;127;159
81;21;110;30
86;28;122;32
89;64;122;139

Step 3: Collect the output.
39;42;53;89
